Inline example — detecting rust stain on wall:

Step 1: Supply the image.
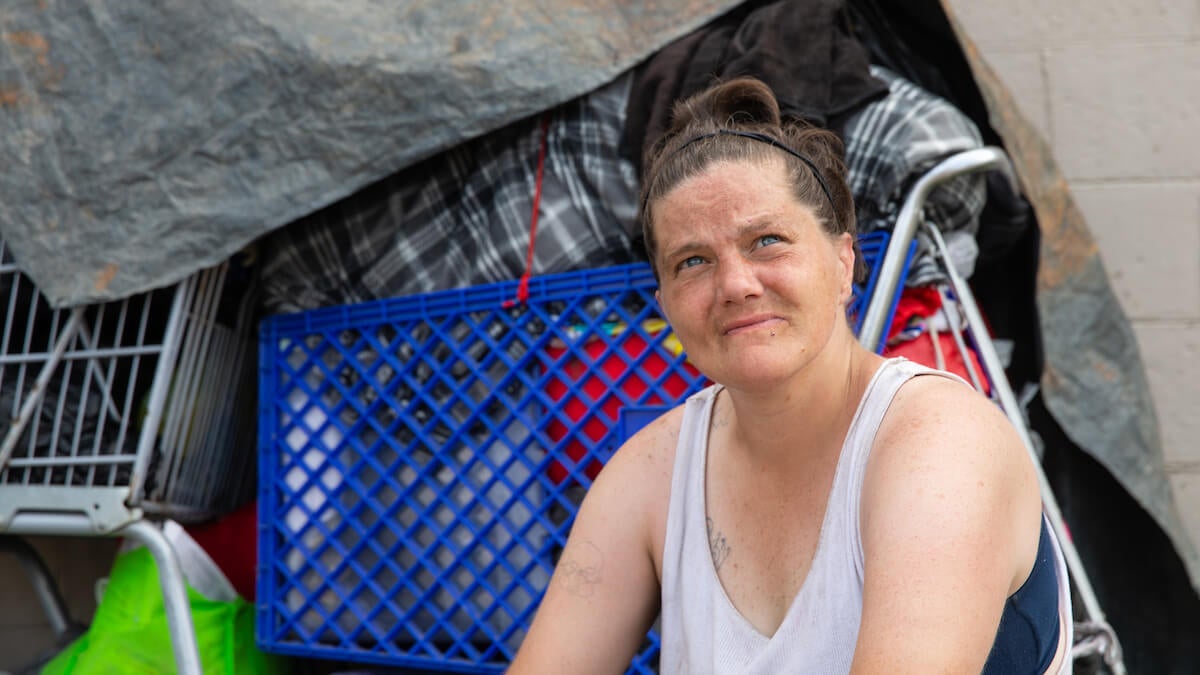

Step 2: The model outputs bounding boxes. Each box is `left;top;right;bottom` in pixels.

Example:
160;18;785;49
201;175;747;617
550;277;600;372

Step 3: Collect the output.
1042;363;1062;391
5;31;50;67
3;29;63;96
0;87;25;107
93;264;119;292
1093;358;1118;383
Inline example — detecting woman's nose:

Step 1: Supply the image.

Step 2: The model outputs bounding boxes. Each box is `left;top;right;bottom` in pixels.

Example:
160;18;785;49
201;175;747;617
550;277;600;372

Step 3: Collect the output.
716;257;763;303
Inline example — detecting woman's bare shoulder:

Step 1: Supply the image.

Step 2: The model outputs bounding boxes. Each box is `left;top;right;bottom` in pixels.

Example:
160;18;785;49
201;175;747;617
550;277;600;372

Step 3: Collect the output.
876;372;1023;460
852;372;1043;671
609;402;687;474
863;370;1038;540
592;401;689;568
592;400;688;517
509;401;689;673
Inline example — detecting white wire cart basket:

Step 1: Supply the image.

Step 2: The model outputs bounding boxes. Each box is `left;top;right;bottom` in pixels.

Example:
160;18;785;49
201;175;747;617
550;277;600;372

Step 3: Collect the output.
0;240;259;675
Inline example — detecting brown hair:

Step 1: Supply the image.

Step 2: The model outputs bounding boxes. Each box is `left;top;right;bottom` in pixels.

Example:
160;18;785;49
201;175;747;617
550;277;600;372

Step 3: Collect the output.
638;77;863;281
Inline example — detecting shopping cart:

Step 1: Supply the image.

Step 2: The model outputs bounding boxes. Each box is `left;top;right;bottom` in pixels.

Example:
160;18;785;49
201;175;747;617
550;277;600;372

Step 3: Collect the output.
858;147;1126;674
256;147;1125;674
0;242;260;675
255;230;909;673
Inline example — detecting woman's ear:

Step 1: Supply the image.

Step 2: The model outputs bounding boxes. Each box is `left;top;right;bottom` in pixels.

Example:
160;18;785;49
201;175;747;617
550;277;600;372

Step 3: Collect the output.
836;232;855;304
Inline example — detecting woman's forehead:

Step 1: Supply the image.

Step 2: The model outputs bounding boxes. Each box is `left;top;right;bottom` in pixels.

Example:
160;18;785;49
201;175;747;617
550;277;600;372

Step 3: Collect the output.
654;158;816;232
670;156;787;193
655;159;778;212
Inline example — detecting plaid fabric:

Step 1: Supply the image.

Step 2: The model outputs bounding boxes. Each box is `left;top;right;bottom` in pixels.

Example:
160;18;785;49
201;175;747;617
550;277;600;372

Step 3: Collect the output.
259;75;641;315
260;65;985;314
843;65;986;285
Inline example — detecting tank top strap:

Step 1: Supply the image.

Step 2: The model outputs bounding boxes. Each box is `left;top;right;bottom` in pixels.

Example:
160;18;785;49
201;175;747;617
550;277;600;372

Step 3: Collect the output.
836;358;972;578
842;358;970;472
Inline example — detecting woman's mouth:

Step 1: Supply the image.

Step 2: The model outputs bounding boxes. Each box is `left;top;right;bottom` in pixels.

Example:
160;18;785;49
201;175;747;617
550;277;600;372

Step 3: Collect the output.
723;315;784;336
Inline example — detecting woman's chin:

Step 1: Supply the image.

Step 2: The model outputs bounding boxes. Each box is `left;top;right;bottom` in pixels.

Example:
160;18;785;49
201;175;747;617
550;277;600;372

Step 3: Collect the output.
709;356;800;392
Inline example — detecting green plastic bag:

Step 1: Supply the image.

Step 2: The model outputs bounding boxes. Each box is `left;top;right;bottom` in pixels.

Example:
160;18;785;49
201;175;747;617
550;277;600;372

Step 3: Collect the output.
41;545;287;675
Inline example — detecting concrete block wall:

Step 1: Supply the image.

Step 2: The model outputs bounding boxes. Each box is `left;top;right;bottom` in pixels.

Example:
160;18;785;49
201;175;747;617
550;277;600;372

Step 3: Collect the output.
944;0;1200;549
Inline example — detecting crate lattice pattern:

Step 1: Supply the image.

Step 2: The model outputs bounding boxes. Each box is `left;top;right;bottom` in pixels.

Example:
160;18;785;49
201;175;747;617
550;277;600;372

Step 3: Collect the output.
258;233;903;673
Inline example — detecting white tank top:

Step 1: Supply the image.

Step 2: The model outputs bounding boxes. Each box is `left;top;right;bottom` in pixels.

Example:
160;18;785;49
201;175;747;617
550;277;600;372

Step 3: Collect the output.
658;358;1070;674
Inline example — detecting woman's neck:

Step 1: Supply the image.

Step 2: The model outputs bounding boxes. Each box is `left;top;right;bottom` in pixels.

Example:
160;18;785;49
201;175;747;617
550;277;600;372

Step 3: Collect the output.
719;334;884;469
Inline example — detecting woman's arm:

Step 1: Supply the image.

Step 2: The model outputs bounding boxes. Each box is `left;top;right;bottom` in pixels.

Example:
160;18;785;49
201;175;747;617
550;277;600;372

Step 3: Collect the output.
508;409;679;674
851;376;1044;674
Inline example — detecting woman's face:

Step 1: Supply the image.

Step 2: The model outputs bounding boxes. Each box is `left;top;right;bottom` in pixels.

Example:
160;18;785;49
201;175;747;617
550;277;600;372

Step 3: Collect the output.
652;158;856;392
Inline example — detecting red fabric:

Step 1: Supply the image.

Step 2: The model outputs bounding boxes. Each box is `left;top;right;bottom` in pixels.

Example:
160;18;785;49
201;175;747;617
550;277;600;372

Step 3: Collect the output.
882;286;991;396
883;331;990;396
891;286;941;328
544;333;700;484
184;499;259;601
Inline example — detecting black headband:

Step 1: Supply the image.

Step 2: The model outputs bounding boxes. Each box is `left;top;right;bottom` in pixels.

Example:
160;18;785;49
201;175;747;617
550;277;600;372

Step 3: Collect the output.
669;129;837;215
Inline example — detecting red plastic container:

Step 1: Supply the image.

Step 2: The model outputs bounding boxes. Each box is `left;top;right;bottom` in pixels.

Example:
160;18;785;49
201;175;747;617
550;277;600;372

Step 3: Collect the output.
543;324;701;484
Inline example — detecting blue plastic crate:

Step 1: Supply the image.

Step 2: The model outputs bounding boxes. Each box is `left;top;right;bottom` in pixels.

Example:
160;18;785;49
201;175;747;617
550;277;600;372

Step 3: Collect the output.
257;232;911;673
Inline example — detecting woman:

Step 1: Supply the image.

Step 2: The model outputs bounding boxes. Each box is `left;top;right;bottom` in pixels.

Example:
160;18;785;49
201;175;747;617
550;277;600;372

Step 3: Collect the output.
510;77;1071;674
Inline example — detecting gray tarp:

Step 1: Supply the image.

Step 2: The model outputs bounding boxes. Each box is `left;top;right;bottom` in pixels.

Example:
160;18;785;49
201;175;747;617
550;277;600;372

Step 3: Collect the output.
0;0;740;306
1;0;1195;590
943;4;1200;590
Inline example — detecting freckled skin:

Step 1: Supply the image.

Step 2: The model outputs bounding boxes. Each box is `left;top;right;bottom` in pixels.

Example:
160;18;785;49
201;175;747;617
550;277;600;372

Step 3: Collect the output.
648;157;883;637
652;157;857;397
511;155;1052;675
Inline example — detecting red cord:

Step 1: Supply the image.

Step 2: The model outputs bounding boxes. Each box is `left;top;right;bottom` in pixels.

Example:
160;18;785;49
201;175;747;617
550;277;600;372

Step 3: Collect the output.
505;113;551;308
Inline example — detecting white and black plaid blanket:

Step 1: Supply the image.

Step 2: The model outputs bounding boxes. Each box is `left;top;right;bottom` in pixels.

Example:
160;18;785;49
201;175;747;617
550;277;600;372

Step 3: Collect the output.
259;65;983;314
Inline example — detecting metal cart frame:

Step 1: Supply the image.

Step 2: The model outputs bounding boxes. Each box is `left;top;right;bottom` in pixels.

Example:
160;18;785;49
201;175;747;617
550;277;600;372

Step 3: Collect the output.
859;147;1126;674
0;245;259;675
255;147;1126;674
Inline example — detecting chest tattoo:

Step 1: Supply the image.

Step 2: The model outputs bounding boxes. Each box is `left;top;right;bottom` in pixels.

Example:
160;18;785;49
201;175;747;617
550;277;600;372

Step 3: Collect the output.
706;517;732;571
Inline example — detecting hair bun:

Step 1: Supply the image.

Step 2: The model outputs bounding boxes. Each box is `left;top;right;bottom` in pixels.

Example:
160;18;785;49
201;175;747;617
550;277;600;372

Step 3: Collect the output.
709;77;784;127
670;77;783;133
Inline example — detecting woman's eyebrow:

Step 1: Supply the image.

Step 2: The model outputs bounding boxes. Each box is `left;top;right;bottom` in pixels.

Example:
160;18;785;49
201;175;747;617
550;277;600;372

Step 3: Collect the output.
734;217;793;240
736;220;775;237
662;218;783;260
662;241;706;263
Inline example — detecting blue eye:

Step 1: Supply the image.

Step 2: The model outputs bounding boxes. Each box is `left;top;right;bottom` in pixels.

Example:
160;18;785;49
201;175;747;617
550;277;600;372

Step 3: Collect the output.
678;256;704;270
756;234;782;247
